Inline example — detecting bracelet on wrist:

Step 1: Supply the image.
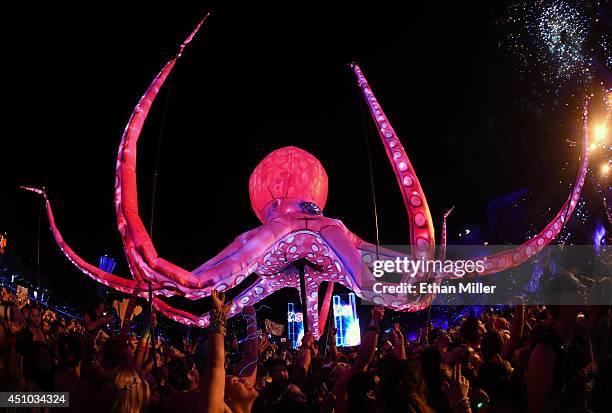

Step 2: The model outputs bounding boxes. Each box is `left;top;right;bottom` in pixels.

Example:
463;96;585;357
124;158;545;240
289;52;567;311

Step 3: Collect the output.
208;309;228;336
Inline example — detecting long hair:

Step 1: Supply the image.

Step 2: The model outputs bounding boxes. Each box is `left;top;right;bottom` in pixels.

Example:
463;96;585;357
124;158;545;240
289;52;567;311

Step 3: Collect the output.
376;360;435;413
111;368;150;413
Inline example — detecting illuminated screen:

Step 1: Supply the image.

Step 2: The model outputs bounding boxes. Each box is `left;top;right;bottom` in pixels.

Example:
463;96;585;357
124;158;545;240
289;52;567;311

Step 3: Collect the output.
287;302;304;349
333;293;361;347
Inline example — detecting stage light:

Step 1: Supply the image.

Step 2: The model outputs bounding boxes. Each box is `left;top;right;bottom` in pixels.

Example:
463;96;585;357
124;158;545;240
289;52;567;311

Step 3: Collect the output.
601;163;610;175
98;255;117;273
594;224;606;254
593;124;608;142
589;143;597;151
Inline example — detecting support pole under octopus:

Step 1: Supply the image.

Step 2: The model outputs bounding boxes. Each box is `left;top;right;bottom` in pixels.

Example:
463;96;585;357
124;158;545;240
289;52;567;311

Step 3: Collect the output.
298;260;310;334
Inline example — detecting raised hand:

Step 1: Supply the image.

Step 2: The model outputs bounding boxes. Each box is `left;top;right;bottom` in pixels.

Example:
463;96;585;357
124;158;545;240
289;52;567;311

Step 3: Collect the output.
443;364;470;406
390;330;398;343
393;322;404;340
211;289;230;314
258;338;269;355
579;362;598;381
302;331;315;347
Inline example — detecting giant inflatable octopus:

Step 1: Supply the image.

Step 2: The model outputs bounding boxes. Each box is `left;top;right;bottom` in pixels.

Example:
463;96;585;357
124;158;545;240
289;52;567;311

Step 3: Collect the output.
23;16;590;337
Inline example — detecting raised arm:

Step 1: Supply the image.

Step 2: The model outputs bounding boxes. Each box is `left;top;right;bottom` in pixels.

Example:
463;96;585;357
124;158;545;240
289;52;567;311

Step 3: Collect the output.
391;322;407;360
83;313;113;333
293;331;315;385
333;305;385;413
328;327;339;361
233;305;259;384
501;299;525;361
198;290;230;413
352;305;384;373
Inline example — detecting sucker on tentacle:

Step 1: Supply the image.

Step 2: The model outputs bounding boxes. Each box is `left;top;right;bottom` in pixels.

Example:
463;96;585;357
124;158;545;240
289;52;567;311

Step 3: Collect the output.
351;64;436;264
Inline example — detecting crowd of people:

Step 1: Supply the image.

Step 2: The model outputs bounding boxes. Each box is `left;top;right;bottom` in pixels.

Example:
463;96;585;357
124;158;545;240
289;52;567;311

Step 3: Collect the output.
0;271;610;412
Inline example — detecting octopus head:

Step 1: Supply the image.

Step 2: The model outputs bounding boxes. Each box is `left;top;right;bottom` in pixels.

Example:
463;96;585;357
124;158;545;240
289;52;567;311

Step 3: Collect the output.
249;146;328;223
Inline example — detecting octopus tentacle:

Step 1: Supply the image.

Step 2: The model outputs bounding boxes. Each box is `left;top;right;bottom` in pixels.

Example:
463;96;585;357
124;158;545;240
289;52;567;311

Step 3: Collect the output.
467;101;590;275
116;15;289;296
115;14;211;291
317;281;334;337
20;187;169;295
438;207;454;264
20;186;226;329
351;64;435;263
154;275;279;327
305;281;320;335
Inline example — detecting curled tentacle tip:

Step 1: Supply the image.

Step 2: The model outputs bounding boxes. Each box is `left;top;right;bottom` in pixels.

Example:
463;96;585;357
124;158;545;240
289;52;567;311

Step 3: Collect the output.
443;206;455;218
177;12;211;57
20;185;47;197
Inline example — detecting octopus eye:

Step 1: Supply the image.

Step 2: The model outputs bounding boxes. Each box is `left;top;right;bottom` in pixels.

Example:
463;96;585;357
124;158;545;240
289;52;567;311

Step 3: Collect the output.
302;202;322;216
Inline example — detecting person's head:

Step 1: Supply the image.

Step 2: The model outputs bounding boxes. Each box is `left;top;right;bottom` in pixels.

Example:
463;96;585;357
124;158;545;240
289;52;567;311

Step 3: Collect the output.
324;360;351;387
111;368;150;413
491;315;510;331
29;306;42;329
50;320;66;336
224;374;258;409
430;328;450;349
167;357;190;391
87;297;106;320
347;371;379;413
481;330;504;362
57;333;84;368
267;358;289;382
475;361;511;406
377;360;434;413
102;337;132;370
420;347;442;371
461;317;484;346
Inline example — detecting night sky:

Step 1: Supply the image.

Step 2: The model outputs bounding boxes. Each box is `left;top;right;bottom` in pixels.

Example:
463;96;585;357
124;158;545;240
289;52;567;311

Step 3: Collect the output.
2;2;603;316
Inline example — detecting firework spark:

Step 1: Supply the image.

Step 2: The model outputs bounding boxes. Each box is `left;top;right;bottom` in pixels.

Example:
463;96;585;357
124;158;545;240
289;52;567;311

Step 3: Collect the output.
500;0;610;95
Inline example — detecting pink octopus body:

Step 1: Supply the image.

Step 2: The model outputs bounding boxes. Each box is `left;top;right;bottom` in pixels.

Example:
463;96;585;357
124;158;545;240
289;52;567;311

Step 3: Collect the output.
23;16;590;337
